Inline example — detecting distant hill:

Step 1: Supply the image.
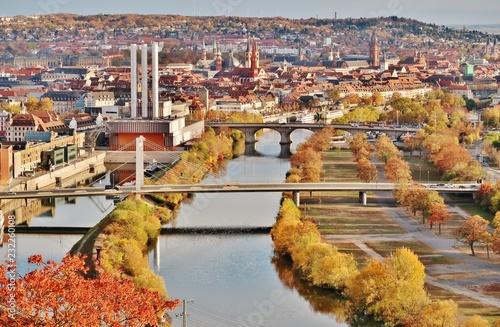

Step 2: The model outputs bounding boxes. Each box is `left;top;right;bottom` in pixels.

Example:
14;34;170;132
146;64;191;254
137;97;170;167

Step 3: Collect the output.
448;24;500;34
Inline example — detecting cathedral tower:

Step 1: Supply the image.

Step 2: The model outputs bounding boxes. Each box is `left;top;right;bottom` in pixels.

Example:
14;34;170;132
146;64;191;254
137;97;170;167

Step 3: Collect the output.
369;31;380;67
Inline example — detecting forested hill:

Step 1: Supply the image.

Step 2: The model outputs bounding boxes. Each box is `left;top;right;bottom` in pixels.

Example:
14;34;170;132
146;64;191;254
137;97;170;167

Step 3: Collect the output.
1;14;494;44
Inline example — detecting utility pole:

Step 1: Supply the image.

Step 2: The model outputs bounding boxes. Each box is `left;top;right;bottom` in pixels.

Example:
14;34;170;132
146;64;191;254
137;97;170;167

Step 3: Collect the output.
177;299;194;327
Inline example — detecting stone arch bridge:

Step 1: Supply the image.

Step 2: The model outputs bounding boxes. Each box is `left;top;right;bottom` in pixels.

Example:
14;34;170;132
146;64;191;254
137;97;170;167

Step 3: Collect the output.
206;122;418;145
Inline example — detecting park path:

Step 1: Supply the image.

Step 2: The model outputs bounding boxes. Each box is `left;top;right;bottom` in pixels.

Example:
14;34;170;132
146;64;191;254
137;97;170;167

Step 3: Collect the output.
326;157;500;308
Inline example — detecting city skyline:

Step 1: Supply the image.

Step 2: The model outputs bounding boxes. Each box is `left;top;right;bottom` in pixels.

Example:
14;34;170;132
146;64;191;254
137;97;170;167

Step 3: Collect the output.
2;0;500;26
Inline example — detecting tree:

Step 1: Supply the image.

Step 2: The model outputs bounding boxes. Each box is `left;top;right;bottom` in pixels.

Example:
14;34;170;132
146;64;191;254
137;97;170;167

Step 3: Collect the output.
350;133;372;157
25;96;39;111
403;132;425;158
403;188;444;223
461;315;490;327
38;97;54;111
0;254;180;327
480;230;494;259
375;135;401;163
454;215;490;256
427;203;452;234
356;157;378;183
346;248;429;325
407;300;458;327
384;157;412;184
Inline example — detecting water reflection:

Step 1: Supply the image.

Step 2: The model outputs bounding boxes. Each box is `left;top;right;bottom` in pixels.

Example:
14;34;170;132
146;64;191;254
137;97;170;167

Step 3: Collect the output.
271;254;349;323
155;234;348;327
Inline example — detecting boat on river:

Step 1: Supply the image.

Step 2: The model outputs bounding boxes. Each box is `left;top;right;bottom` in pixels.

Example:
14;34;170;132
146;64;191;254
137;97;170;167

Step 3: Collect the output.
296;112;315;123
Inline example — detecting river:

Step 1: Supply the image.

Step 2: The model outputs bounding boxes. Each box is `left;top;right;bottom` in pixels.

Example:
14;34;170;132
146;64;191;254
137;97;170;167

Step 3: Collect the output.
1;129;349;327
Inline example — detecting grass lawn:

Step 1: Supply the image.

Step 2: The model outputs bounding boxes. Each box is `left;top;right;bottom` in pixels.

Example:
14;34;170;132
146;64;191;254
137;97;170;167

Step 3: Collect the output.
364;240;437;257
405;157;442;183
298;147;500;324
459;204;495;222
305;203;405;235
323;150;360;182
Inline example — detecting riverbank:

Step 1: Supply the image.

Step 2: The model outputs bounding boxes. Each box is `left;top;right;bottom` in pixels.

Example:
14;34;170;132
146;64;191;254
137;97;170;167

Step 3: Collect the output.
299;148;500;323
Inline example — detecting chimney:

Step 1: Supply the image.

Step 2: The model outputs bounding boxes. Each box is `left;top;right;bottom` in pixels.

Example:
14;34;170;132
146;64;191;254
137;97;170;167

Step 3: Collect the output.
141;43;148;118
130;44;137;118
152;42;159;119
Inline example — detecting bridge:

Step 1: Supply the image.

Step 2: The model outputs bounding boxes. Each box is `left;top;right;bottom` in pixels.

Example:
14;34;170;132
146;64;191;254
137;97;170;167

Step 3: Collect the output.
0;182;478;206
206;122;419;146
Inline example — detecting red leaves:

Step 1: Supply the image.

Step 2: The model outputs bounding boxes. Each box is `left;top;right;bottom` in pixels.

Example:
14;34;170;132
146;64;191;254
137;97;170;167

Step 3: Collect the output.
27;254;43;266
0;254;180;327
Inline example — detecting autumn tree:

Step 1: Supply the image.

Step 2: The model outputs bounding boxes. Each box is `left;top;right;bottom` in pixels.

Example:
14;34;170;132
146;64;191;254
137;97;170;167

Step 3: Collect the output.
25;96;39;111
407;299;458;327
356;157;378;183
0;254;180;327
433;143;470;174
427;203;452;234
461;315;491;327
350;133;373;157
403;188;444;223
383;157;412;184
454;215;490;256
346;248;429;326
374;134;401;163
38;97;54;111
290;145;323;182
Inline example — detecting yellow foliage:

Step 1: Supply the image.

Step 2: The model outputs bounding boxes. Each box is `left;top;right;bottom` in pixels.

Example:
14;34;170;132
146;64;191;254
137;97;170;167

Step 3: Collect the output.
309;251;358;290
407;300;458;327
461;315;490;327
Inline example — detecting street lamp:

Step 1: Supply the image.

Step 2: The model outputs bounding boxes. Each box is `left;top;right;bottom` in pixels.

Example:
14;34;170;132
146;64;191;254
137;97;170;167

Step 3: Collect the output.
427;171;430;182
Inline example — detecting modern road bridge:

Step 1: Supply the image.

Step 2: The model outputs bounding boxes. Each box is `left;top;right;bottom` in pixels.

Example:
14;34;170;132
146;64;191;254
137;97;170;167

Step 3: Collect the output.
0;182;477;206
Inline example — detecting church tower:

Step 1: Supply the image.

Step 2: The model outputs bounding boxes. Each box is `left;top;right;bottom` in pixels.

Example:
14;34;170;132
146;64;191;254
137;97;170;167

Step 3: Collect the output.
245;37;252;68
250;39;259;70
369;30;380;67
328;46;334;61
298;47;304;61
213;40;218;59
215;49;222;71
202;40;207;61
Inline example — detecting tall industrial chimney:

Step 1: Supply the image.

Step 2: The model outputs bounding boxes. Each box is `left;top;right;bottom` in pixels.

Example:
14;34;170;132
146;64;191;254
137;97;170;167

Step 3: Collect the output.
141;43;148;118
152;42;159;119
130;44;137;118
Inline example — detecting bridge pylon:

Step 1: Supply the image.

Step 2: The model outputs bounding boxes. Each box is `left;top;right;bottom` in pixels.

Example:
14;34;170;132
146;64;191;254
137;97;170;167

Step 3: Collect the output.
135;136;145;193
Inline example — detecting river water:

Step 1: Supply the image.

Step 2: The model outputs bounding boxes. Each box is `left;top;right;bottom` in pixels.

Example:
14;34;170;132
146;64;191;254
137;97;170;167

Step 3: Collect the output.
1;129;349;327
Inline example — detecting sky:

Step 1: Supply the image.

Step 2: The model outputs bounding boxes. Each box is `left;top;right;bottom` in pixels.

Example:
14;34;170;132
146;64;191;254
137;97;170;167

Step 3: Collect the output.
2;0;500;26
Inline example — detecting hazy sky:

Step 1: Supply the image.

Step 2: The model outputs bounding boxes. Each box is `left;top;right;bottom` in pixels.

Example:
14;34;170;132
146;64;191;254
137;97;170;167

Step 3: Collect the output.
3;0;500;26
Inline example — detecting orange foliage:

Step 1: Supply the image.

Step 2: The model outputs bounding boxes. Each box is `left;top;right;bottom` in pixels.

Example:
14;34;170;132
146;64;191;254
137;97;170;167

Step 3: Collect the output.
0;254;180;326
